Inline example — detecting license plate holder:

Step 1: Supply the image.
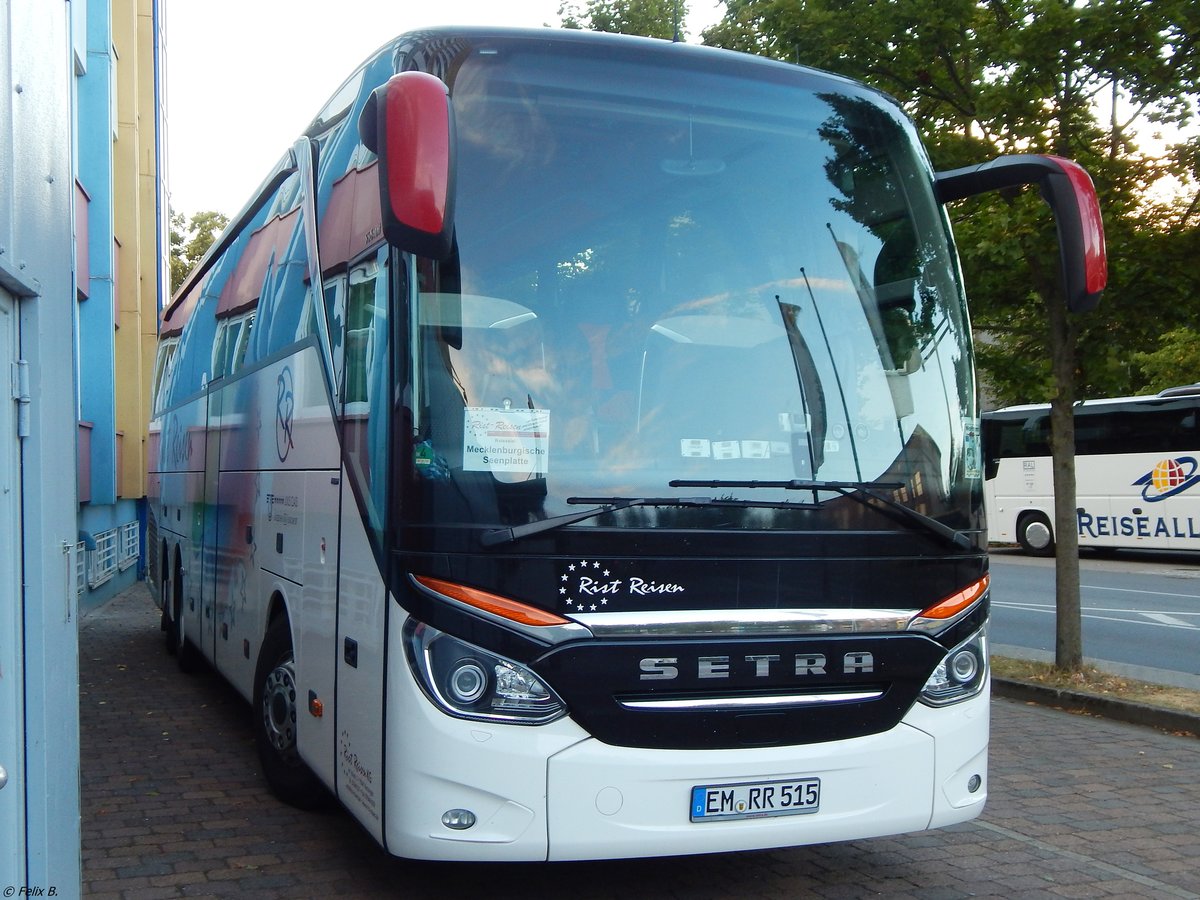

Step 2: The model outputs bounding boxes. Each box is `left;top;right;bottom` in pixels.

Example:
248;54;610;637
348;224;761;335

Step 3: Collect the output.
690;777;821;822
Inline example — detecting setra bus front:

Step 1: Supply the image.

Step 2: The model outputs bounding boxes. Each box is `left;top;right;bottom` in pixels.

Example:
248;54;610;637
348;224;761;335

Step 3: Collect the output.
364;29;1005;861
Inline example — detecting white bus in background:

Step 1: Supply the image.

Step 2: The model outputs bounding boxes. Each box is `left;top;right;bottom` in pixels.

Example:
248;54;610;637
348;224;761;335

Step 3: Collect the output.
148;27;1105;862
982;387;1200;555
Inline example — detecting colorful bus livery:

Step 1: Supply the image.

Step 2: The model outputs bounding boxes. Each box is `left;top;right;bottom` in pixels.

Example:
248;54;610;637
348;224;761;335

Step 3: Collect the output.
1134;456;1200;502
984;391;1198;555
1076;454;1200;542
149;28;1105;861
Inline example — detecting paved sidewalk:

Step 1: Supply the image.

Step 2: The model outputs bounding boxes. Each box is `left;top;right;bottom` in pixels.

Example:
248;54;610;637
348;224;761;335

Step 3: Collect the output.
81;584;1200;899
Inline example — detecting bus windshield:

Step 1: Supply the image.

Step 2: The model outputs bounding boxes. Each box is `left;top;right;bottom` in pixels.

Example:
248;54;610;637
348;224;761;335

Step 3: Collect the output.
406;39;979;538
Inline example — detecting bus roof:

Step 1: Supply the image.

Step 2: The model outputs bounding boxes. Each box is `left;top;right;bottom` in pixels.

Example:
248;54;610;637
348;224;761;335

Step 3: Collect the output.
985;389;1200;418
164;26;897;324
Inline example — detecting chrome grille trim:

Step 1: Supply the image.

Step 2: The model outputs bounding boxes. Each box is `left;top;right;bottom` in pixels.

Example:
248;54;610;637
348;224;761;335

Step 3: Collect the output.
619;689;884;711
569;608;915;638
907;592;989;635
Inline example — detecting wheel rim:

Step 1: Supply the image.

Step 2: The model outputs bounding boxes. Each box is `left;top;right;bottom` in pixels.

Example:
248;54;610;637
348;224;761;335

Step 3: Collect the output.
1024;520;1052;550
262;660;299;758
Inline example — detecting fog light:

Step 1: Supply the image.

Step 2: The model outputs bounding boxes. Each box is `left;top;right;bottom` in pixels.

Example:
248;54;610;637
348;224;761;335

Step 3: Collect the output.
442;808;477;830
968;774;982;793
447;661;489;704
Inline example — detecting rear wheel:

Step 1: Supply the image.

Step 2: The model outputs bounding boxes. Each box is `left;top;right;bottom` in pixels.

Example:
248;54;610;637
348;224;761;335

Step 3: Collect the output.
159;549;174;654
170;560;202;673
254;615;328;809
1016;511;1055;557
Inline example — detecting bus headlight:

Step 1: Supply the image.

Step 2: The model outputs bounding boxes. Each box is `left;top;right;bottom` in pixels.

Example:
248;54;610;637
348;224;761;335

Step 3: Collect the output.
919;626;988;707
404;620;567;724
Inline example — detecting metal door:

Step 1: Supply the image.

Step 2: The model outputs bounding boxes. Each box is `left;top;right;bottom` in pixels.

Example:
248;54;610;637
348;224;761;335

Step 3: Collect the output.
0;286;25;879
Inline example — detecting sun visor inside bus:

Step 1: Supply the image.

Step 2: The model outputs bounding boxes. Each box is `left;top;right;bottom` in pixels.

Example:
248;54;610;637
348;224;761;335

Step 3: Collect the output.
359;71;457;261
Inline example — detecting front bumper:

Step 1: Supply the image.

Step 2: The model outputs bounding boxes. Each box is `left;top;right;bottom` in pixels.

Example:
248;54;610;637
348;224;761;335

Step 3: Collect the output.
382;613;988;861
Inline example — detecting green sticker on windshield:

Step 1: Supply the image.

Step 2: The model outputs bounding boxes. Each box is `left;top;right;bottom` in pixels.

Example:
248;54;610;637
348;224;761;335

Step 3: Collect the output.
963;419;981;480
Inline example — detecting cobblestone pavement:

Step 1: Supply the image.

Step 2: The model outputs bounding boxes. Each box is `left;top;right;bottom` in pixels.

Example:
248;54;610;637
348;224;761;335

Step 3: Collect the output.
80;585;1200;899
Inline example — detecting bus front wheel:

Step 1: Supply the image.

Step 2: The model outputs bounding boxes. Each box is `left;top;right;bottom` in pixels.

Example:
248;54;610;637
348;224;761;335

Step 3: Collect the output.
1016;511;1055;557
253;616;328;810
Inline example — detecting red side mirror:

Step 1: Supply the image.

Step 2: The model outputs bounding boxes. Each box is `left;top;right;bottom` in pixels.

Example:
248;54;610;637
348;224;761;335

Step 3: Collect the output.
935;154;1107;312
360;71;456;260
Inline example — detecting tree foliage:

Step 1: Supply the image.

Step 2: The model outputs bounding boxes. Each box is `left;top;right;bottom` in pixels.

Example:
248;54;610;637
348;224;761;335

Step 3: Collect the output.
1131;327;1200;391
559;0;690;40
703;0;1199;670
169;209;229;297
704;0;1200;401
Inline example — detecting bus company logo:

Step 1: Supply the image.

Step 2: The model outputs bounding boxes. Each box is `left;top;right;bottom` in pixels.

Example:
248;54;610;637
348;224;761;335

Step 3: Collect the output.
1133;456;1200;502
265;493;299;526
559;559;685;613
275;366;295;462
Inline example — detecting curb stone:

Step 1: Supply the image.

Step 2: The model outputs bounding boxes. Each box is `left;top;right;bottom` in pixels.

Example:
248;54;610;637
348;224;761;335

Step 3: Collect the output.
993;677;1200;736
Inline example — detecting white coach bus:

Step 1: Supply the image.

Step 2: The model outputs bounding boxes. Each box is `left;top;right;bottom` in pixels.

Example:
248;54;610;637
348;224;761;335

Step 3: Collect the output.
148;27;1105;861
983;388;1199;555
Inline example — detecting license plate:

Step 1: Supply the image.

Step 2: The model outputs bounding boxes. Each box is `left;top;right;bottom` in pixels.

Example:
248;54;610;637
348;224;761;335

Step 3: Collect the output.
690;777;821;822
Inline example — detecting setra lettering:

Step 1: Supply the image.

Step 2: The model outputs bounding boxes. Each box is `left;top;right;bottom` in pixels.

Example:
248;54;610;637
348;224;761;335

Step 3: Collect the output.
638;652;870;680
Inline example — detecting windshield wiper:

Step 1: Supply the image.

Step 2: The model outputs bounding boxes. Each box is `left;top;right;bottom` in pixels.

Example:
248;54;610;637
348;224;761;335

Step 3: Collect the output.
481;497;676;547
669;478;973;550
480;495;812;547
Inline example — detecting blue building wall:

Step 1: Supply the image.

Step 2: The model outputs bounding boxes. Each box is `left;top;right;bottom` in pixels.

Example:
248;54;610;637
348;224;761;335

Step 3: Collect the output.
78;0;118;508
0;0;83;888
74;0;163;610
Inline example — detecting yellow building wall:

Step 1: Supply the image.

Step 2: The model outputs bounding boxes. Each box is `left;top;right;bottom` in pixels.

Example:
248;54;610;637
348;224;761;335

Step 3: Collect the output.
111;0;160;500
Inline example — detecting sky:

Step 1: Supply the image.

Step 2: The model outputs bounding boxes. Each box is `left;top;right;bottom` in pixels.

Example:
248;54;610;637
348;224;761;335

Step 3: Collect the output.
165;0;728;218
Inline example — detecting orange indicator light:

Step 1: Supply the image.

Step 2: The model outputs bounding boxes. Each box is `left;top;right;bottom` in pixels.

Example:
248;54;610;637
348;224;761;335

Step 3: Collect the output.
919;574;990;621
414;575;571;627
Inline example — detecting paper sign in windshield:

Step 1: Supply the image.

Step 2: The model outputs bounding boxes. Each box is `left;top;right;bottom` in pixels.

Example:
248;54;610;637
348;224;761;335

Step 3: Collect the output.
464;407;550;475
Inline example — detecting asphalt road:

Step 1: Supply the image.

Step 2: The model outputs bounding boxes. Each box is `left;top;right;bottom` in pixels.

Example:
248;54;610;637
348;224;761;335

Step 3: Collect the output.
989;548;1200;685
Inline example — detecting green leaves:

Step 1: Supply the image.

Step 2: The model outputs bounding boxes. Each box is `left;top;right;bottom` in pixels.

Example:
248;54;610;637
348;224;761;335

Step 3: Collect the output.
558;0;690;40
705;0;1199;402
1131;328;1200;392
169;209;229;297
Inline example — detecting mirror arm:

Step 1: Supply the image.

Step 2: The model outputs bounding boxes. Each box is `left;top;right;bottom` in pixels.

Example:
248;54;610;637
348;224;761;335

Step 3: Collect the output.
935;154;1107;312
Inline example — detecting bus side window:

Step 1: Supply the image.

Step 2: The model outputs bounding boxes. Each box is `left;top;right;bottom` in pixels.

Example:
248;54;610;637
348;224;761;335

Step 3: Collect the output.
152;338;178;414
211;311;255;380
340;247;391;538
981;418;1003;480
1021;415;1050;456
344;261;382;407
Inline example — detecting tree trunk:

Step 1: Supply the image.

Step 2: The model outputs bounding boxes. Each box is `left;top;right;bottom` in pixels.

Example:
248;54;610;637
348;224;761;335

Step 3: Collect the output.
1045;286;1084;672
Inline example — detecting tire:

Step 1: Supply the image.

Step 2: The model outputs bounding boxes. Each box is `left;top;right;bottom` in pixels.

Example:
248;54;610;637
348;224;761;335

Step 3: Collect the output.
1016;511;1055;557
253;616;328;809
170;558;201;673
160;558;174;654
